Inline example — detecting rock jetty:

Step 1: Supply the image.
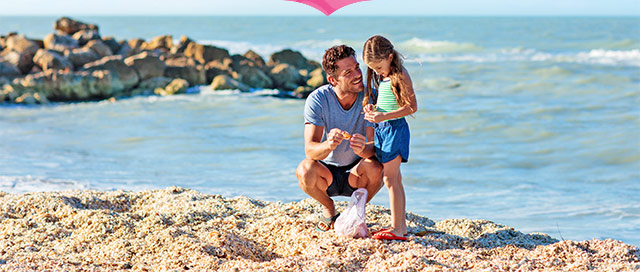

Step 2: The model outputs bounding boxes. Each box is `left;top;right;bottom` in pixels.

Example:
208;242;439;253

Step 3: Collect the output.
0;17;327;104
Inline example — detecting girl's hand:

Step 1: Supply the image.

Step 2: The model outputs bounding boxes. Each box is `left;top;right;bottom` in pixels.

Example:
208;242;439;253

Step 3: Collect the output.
363;104;376;114
364;111;386;123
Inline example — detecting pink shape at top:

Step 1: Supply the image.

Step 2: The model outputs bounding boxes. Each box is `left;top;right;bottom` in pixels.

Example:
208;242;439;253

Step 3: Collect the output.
286;0;371;16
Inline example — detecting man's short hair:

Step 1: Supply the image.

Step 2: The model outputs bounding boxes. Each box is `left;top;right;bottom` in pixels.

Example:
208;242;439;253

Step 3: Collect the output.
322;45;356;77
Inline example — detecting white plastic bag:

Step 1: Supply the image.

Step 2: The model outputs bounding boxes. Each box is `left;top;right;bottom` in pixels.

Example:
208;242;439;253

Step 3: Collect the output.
334;188;369;238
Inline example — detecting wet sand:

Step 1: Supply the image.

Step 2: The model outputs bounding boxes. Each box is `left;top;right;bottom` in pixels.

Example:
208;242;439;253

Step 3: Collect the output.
0;187;637;271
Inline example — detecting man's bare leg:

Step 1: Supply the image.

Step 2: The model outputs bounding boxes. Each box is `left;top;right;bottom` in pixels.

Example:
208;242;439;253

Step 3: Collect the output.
297;159;336;220
349;157;383;202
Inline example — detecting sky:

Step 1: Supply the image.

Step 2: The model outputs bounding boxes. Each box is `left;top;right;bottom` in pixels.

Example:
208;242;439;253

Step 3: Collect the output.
1;0;639;16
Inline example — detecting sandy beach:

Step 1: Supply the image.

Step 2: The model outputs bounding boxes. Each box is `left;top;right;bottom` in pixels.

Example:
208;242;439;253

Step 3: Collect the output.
0;187;637;271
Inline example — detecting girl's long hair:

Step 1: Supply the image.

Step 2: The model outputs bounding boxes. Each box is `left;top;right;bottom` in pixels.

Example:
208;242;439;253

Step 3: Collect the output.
362;35;411;109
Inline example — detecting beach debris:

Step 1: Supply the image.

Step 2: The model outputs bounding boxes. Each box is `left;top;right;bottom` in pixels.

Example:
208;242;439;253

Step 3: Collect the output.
0;187;637;271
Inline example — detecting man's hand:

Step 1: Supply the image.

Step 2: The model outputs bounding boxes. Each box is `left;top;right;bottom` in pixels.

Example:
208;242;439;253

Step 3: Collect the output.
349;133;367;157
326;128;345;151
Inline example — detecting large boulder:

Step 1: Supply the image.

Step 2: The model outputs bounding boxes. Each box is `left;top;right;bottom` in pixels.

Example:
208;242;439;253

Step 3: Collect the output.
124;52;166;81
171;36;193;54
82;55;140;92
210;74;250;92
306;67;327;89
0;50;34;74
4;35;40;56
85;40;113;58
0;61;21;77
101;37;121;55
8;69;116;101
33;49;73;72
235;63;273;89
43;33;79;51
145;35;173;52
127;39;147;57
154;78;189;96
243;50;267;70
164;65;205;86
64;48;100;68
269;63;303;91
204;59;235;84
54;17;99;36
1;35;40;74
130;76;173;96
116;41;132;57
184;42;229;64
268;49;318;71
162;54;206;86
72;29;101;46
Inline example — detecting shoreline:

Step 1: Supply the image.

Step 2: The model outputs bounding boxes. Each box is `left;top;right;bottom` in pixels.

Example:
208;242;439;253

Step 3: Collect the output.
0;187;637;271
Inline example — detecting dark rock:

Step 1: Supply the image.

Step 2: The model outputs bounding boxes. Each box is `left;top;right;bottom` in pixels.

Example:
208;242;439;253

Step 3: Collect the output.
243;50;267;71
72;29;101;46
0;61;22;77
124;52;166;81
127;38;147;57
269;63;303;91
131;76;173;96
85;40;113;58
164;65;205;86
101;37;121;55
268;49;317;71
43;33;79;52
33;49;73;71
4;35;40;56
306;68;327;89
210;74;250;92
145;35;173;52
54;17;99;36
64;48;100;69
82;55;140;92
0;50;34;74
9;69;116;101
184;42;230;64
155;78;189;96
116;41;132;57
171;36;193;54
235;63;273;89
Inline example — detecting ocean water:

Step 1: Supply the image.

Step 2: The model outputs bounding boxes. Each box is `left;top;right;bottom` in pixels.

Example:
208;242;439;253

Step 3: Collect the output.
1;16;639;245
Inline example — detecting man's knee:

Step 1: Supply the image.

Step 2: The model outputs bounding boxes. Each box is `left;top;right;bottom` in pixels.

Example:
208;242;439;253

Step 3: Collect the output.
297;159;317;186
363;158;383;179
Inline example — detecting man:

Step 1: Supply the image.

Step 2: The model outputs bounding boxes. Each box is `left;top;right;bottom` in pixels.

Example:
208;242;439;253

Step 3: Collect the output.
296;45;383;231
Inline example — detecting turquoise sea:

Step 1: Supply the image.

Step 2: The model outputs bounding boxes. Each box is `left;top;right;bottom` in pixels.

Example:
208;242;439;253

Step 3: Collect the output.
1;16;639;245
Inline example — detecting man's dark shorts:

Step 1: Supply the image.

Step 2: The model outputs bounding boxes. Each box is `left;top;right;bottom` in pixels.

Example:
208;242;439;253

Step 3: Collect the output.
319;159;361;197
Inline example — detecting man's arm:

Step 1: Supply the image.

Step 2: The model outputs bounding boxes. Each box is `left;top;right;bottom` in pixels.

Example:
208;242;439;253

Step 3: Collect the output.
304;123;345;161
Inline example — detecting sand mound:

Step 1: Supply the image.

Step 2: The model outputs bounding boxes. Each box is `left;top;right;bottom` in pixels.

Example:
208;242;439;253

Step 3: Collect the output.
0;187;637;271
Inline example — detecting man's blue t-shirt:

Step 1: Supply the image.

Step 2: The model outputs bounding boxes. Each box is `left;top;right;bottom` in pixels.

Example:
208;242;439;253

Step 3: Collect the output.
303;84;372;167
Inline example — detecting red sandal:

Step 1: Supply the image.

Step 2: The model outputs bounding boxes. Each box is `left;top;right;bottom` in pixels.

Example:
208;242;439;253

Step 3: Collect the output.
371;228;407;236
372;230;407;241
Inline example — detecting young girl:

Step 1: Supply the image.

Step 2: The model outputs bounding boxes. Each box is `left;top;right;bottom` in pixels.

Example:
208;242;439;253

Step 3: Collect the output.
362;35;417;241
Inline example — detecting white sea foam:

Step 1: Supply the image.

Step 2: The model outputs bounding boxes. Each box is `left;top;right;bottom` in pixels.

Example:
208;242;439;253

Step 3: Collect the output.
411;48;640;67
398;37;482;54
0;175;90;194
